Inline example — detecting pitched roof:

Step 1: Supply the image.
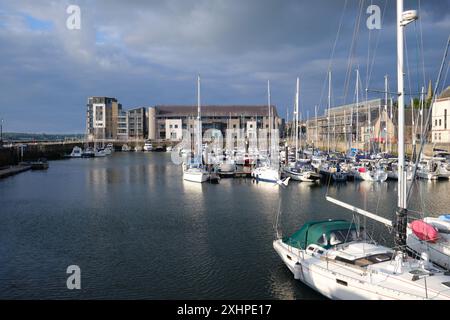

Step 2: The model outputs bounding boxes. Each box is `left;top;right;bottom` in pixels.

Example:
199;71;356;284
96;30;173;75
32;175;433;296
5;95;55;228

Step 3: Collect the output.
437;86;450;100
153;105;279;118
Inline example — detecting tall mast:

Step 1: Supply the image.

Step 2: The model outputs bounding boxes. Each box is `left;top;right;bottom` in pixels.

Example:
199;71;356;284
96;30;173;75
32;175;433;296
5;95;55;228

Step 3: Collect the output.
197;75;202;165
395;0;414;248
397;0;406;210
389;97;393;153
420;86;424;143
306;110;309;146
267;80;271;164
333;113;336;152
367;90;371;154
385;75;388;152
411;97;415;156
295;77;299;162
327;70;331;153
356;69;360;149
344;109;347;149
315;105;318;150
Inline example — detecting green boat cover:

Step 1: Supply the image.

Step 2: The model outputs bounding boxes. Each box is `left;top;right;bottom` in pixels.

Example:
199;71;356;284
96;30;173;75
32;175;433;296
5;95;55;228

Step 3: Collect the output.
282;219;358;250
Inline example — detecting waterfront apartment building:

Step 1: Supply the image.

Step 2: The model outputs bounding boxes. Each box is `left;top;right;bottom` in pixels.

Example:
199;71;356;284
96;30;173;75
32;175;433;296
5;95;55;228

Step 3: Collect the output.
117;109;128;140
147;105;281;141
86;97;122;140
432;86;450;143
86;98;281;142
128;107;147;139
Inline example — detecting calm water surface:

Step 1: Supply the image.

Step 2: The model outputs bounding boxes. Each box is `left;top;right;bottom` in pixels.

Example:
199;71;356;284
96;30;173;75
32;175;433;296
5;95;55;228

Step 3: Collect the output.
0;152;449;299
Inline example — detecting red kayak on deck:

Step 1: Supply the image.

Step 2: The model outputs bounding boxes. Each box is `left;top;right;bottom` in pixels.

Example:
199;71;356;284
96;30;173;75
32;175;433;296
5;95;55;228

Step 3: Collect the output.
410;220;439;243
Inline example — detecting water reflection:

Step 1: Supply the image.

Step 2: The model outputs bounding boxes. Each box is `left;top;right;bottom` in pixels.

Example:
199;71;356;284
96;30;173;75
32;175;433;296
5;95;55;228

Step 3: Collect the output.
1;153;450;299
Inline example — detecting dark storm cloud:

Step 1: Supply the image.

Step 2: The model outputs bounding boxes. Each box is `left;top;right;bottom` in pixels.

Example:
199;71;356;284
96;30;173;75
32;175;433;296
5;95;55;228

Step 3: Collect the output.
0;0;448;132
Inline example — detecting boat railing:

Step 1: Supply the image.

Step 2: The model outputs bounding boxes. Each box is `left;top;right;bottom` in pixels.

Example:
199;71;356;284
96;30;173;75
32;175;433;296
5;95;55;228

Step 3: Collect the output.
313;256;428;299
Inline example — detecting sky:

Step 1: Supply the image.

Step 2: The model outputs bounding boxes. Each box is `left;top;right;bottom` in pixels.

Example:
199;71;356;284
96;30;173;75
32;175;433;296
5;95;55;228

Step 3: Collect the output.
0;0;448;133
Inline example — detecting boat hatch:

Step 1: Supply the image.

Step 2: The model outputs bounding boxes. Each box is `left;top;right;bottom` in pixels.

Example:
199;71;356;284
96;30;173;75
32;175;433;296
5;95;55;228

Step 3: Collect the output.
334;253;393;267
409;269;428;277
352;253;393;267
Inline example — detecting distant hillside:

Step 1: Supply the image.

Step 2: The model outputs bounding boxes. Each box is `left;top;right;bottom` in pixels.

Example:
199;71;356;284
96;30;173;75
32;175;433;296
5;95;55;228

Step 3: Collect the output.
2;132;84;142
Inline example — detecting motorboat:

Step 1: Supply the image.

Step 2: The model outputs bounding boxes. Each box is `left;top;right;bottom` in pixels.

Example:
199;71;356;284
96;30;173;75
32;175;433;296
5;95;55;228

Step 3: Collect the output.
81;147;95;158
143;141;153;152
417;159;439;180
70;146;83;158
95;148;107;157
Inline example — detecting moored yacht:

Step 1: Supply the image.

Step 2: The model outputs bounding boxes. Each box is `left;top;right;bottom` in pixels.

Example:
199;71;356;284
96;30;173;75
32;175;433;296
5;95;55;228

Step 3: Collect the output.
70;146;83;158
251;165;280;183
183;163;210;183
274;219;450;300
143;141;153;151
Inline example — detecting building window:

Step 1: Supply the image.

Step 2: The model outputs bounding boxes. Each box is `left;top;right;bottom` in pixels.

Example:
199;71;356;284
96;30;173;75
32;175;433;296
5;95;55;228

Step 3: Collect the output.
250;124;253;128
445;109;447;130
233;124;237;128
439;119;442;127
439;133;442;141
175;125;178;128
169;125;173;129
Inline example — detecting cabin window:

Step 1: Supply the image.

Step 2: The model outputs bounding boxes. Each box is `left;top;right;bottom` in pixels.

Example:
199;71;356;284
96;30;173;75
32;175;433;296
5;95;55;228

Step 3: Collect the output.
336;279;348;286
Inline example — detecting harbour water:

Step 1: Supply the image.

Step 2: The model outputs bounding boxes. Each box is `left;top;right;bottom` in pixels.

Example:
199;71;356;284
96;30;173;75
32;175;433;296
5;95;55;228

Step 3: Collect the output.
1;152;450;299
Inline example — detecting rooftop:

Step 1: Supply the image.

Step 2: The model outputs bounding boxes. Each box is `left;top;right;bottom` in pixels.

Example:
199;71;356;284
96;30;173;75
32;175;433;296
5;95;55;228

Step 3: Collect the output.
153;105;279;118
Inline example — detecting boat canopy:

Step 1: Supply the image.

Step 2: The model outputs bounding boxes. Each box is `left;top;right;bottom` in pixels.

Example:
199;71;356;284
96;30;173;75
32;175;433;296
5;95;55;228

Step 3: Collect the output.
282;219;358;250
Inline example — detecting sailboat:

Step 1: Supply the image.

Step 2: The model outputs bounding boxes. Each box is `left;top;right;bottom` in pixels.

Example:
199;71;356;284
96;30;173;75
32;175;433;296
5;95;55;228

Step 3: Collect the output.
251;80;283;184
283;78;320;182
274;1;450;299
183;75;210;183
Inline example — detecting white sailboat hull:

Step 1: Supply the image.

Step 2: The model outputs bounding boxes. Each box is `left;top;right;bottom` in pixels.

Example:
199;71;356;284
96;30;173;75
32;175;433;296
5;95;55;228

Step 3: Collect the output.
273;239;450;300
251;167;280;183
183;169;209;183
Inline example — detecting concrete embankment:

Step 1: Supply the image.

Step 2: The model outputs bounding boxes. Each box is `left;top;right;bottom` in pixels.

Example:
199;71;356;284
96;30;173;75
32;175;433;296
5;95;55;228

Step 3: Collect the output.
0;142;83;167
0;165;32;179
